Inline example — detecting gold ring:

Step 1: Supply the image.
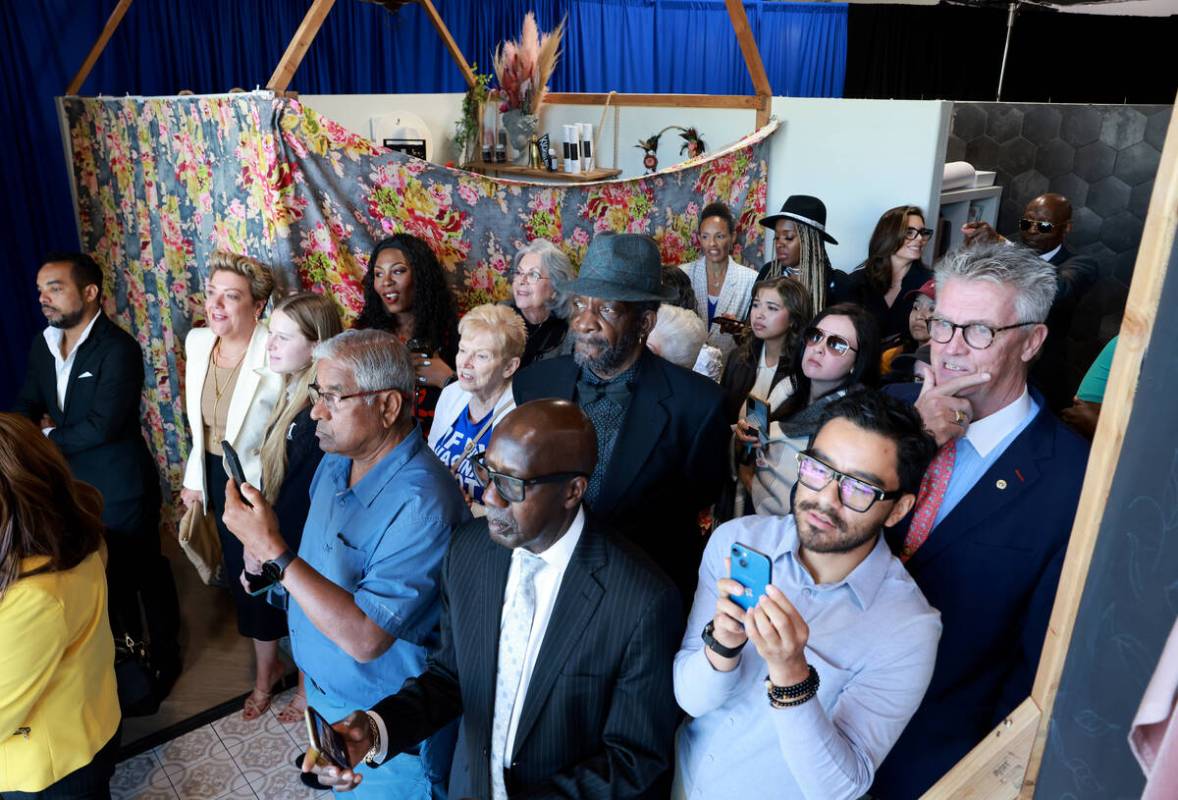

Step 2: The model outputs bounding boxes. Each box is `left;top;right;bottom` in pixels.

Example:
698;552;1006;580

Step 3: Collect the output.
954;409;965;425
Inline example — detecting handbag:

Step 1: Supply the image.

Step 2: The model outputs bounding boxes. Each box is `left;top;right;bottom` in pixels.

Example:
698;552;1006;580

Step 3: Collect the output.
177;500;223;585
114;632;161;717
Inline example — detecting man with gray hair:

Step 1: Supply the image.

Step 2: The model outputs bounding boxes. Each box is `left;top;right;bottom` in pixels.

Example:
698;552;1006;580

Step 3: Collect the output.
223;329;469;798
647;304;709;376
872;243;1090;798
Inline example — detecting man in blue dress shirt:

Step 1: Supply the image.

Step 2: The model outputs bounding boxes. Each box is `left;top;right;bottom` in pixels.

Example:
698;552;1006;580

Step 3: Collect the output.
673;390;942;800
224;329;469;798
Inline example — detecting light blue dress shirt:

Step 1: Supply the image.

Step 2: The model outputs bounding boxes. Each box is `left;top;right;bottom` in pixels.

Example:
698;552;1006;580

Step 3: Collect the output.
288;426;470;709
933;390;1040;528
673;514;942;800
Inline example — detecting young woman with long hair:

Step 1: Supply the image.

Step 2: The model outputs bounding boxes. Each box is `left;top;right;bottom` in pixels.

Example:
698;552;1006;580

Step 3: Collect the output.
846;205;934;341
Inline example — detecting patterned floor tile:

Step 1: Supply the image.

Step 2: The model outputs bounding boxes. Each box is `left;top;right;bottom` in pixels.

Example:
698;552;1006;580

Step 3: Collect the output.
162;755;246;799
154;725;227;769
227;728;302;775
249;763;327;800
111;752;162;799
211;705;289;751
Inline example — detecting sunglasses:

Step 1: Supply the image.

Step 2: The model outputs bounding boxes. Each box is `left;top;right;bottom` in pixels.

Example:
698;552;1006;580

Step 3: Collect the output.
804;327;857;356
795;452;902;513
904;227;935;241
1019;218;1056;234
470;452;587;503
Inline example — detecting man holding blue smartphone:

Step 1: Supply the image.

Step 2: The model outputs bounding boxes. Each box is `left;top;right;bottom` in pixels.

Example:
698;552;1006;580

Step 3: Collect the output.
673;391;942;800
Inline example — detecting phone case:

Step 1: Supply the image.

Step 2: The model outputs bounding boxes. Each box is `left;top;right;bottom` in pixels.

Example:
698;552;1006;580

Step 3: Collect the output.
730;542;773;611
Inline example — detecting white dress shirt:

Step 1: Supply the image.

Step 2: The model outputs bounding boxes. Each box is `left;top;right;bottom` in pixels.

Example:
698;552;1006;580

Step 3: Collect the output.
1039;243;1062;263
41;310;101;413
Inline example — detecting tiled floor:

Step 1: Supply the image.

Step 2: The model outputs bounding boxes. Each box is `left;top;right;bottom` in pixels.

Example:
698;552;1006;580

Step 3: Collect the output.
111;688;322;800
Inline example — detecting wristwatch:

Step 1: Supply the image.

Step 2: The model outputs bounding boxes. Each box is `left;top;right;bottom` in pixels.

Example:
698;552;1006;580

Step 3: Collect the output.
261;550;296;583
363;712;382;767
702;621;746;659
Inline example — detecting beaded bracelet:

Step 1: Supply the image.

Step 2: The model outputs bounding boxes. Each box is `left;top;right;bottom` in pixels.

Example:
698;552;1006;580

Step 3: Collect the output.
765;664;819;708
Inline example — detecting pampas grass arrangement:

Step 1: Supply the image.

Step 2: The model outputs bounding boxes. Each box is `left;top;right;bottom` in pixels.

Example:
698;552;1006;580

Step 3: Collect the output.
493;13;565;115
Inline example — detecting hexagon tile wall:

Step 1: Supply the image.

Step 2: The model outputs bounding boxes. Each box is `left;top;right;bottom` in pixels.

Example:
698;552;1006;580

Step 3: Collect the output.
947;103;1172;286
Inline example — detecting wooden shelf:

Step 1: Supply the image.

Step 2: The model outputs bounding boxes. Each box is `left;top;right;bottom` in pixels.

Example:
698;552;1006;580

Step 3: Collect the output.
463;160;622;183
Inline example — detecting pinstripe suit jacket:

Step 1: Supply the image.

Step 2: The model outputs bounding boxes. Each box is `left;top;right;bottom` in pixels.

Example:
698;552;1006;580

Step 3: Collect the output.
373;514;684;799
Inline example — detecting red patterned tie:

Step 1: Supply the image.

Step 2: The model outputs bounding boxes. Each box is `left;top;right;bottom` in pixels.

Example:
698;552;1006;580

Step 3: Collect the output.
901;440;957;562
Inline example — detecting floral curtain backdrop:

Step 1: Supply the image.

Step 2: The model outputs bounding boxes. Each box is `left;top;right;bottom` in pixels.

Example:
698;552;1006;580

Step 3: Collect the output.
61;92;775;490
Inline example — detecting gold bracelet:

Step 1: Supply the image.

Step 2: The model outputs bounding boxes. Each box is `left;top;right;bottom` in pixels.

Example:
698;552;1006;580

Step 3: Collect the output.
363;713;381;767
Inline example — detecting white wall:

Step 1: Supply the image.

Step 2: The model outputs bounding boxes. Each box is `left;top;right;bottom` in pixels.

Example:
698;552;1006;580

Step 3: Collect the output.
301;93;952;271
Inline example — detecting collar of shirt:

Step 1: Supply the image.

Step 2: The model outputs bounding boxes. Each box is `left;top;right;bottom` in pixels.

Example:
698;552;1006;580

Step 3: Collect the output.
42;310;101;363
964;386;1034;458
775;514;893;611
324;423;427;507
1039;244;1062;263
532;506;585;572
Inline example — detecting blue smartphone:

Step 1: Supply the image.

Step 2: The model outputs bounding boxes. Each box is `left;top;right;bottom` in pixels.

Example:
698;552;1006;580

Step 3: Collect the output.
730;542;772;611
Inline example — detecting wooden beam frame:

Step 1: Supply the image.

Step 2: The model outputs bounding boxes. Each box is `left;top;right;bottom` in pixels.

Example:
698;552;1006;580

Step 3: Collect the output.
267;0;337;93
724;0;773;129
546;92;760;110
921;91;1178;800
417;0;476;88
65;0;135;95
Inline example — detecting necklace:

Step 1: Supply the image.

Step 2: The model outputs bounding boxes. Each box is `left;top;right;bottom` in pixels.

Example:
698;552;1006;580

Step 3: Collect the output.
706;260;727;294
210;340;246;424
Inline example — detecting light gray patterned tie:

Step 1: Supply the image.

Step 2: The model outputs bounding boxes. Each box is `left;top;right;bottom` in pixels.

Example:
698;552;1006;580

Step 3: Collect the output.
490;549;546;800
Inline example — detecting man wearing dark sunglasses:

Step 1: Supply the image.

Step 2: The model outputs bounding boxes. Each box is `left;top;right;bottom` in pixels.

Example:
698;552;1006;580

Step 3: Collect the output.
303;400;683;799
873;243;1090;799
674;390;941;799
960;192;1099;411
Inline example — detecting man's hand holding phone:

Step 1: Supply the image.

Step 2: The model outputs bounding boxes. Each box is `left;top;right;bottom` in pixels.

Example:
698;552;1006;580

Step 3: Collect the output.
746;584;812;687
708;559;753;672
302;710;372;791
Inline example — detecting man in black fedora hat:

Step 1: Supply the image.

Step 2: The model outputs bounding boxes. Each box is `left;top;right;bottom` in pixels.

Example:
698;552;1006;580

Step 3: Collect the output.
513;233;730;602
755;194;851;310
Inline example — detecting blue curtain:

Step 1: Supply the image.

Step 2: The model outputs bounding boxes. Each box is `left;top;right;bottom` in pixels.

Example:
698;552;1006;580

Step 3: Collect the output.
0;0;845;407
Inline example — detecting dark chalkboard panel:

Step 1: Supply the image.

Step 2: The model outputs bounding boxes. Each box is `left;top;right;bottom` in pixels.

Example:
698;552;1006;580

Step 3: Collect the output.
1033;226;1178;798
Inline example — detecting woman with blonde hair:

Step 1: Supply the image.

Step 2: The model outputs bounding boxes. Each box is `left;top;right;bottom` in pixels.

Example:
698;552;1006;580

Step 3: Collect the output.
0;413;120;797
427;303;526;514
250;292;342;722
179;251;284;720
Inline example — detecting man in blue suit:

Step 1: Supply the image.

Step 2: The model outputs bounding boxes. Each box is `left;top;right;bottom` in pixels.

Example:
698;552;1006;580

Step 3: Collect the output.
872;242;1090;799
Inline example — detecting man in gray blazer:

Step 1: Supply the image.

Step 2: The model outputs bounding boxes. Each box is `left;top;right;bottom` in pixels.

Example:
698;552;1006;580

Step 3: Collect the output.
303;399;683;799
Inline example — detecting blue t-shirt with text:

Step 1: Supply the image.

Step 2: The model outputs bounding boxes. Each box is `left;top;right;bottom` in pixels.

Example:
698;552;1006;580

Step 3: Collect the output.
431;403;494;502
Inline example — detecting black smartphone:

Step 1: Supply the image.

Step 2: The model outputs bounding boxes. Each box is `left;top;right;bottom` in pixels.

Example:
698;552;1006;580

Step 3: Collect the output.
244;570;275;597
221;440;253;508
745;395;770;448
715;316;749;336
405;338;432;358
305;706;351;770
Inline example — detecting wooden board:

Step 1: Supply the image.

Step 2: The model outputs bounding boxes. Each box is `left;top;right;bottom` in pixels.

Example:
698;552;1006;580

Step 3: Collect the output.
266;0;337;93
65;0;135;95
464;161;621;183
416;0;476;88
545;92;761;110
724;0;772;129
922;698;1040;799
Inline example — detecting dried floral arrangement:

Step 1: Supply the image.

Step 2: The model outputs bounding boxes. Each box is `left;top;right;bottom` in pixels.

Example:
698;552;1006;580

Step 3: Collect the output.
492;13;565;114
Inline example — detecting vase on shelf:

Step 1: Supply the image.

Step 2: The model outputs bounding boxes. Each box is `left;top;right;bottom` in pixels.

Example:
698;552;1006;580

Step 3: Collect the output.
501;109;539;167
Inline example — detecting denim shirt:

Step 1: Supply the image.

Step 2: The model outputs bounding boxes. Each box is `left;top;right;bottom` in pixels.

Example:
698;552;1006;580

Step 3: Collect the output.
288;427;470;709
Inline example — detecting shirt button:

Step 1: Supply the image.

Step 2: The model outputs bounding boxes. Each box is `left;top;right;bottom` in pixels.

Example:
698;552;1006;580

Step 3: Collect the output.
727;717;735;727
707;754;715;763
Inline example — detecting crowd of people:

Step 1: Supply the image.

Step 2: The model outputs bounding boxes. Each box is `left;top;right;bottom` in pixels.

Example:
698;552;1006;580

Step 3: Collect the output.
3;188;1111;799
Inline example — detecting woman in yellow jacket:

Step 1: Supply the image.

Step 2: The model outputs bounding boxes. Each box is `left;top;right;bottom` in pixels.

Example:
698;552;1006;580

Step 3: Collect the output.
0;413;120;797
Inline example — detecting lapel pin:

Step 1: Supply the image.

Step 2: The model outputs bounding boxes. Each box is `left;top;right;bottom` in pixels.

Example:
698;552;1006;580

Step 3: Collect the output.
996;479;1008;490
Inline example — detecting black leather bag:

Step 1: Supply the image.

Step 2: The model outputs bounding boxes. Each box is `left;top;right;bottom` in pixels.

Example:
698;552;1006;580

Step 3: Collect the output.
114;632;162;717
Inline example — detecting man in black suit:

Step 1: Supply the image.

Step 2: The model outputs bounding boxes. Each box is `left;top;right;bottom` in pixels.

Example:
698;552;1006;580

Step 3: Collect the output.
304;399;683;798
962;192;1099;411
13;252;181;695
512;233;731;601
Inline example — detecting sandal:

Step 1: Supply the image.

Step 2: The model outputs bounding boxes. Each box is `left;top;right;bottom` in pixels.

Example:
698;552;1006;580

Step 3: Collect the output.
277;689;307;724
242;687;273;721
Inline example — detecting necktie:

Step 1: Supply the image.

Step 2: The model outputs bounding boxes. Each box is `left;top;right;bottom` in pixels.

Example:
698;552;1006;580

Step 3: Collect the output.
490;550;546;800
575;375;633;406
901;440;957;562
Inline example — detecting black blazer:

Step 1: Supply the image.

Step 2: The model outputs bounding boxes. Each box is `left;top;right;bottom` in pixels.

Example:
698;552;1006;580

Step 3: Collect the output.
844;262;934;341
872;383;1089;799
512;350;731;599
373;514;683;799
1032;244;1101;412
13;314;156;530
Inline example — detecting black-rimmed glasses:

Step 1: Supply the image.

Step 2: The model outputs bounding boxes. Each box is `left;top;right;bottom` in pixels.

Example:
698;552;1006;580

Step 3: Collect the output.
926;317;1040;350
308;383;399;411
470;452;588;503
795;452;902;513
1019;218;1056;234
803;327;857;356
904;227;935;241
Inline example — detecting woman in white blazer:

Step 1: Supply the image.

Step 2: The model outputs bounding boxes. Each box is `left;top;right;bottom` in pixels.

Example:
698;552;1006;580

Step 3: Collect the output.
426;304;525;516
179;251;284;720
678;201;758;360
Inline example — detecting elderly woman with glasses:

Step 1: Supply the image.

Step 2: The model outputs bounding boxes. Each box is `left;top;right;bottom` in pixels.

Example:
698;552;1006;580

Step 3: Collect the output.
742;303;881;516
506;239;575;367
846;205;934;342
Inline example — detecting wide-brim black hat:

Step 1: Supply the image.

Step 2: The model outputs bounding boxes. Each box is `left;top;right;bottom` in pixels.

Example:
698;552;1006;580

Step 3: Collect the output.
759;194;838;245
557;233;677;303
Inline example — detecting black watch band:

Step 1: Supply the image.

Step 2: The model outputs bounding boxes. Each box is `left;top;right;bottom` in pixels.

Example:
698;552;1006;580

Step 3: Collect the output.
261;550;296;582
702;621;746;659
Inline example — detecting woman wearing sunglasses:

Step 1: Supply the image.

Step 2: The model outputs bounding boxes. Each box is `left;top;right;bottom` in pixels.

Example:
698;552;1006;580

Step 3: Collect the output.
743;303;881;516
846;205;934;342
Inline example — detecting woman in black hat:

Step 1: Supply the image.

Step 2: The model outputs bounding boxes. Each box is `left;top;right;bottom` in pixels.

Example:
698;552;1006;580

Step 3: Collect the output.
756;194;849;313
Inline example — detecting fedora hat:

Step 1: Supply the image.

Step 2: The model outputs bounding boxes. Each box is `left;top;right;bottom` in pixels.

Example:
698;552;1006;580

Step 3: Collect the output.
557;233;677;303
758;195;838;245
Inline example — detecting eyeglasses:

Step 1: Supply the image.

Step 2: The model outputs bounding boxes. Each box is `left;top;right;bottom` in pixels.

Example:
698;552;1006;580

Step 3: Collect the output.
512;268;548;284
308;383;399;411
470;452;588;503
803;327;857;356
926;317;1040;350
1019;218;1056;234
795;452;902;513
904;227;935;241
